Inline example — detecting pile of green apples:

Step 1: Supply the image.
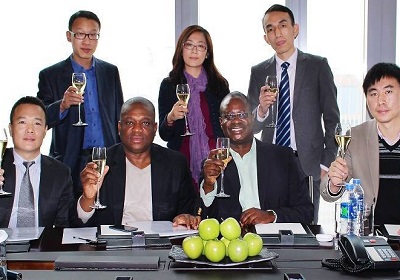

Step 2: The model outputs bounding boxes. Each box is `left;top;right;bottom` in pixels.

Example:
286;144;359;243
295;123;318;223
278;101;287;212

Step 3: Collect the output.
182;217;263;263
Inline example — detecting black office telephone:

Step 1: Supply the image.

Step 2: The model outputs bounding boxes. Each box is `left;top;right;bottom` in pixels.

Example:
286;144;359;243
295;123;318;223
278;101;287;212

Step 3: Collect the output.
322;234;400;273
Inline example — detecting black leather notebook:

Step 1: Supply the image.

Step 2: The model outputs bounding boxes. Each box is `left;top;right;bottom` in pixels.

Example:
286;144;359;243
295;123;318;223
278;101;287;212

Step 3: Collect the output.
54;255;160;270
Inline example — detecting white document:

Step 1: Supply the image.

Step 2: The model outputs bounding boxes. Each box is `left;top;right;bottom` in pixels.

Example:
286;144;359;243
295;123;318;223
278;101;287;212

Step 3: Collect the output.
384;224;400;236
3;227;44;242
101;221;198;237
255;223;307;235
62;227;97;244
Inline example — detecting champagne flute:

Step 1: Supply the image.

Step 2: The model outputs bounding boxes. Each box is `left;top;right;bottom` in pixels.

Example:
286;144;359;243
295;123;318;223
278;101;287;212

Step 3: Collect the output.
334;123;351;186
176;84;194;136
0;129;10;196
215;137;230;198
265;75;279;128
72;73;88;127
90;147;107;209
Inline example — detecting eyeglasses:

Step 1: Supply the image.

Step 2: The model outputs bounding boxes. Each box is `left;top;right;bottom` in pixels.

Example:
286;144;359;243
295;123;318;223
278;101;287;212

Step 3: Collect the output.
221;112;250;121
183;42;207;52
69;31;100;40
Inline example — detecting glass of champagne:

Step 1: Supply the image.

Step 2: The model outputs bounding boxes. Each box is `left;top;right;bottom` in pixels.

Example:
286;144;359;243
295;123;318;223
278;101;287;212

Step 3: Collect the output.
176;84;194;136
90;147;107;209
334;122;351;186
215;137;230;198
265;75;279;127
72;73;88;127
0;128;10;196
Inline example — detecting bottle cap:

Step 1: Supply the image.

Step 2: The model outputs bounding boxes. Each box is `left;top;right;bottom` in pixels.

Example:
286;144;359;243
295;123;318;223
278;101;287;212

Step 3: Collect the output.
353;178;361;184
345;182;354;190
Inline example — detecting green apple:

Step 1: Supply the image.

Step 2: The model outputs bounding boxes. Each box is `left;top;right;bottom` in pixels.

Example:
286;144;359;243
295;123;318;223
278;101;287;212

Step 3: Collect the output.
182;235;203;259
220;236;231;256
198;218;220;240
228;238;248;262
220;217;241;240
243;232;263;257
204;240;226;262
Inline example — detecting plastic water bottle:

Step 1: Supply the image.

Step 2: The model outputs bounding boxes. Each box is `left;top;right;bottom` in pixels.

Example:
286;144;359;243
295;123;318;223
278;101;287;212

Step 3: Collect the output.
340;183;357;235
353;178;364;236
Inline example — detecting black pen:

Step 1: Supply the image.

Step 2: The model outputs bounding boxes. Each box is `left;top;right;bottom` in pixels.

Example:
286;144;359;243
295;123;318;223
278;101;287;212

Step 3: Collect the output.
73;236;106;245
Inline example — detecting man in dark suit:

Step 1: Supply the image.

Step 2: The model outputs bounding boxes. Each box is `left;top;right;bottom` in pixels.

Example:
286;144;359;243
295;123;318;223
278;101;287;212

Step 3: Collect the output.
247;4;340;223
201;92;313;225
74;97;200;228
37;10;124;199
0;96;73;228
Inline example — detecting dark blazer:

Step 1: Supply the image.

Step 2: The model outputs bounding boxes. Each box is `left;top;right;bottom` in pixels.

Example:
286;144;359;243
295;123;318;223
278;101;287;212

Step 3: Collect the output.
158;77;228;151
201;140;314;224
37;57;124;196
0;148;74;228
75;143;199;226
247;50;340;179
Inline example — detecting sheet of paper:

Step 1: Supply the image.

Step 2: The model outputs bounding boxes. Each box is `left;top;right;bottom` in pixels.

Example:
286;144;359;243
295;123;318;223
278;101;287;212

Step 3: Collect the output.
255;223;307;235
62;227;97;244
384;224;400;236
2;227;44;242
101;221;198;237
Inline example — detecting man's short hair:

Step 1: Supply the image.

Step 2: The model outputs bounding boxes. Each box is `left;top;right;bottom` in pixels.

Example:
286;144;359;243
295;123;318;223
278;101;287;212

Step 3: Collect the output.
262;4;296;32
362;63;400;95
68;10;101;31
120;97;155;120
10;96;47;125
220;91;251;115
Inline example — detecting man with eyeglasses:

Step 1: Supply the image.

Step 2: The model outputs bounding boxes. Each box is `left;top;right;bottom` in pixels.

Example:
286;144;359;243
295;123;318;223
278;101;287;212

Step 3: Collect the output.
200;92;313;226
37;10;124;199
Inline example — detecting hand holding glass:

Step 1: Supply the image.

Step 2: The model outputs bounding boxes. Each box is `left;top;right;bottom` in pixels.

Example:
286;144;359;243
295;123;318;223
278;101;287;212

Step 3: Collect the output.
72;73;88;127
0;129;10;196
90;147;107;209
215;137;230;198
176;84;194;136
334;123;351;187
265;75;279;128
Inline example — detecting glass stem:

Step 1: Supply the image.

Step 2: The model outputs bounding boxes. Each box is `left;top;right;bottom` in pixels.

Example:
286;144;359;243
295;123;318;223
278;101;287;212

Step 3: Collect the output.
78;103;82;123
220;170;225;194
184;114;190;132
95;181;101;204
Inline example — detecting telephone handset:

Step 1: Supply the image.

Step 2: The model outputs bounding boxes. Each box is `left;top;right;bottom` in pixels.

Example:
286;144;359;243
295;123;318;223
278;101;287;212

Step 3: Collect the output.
339;234;370;265
322;234;400;273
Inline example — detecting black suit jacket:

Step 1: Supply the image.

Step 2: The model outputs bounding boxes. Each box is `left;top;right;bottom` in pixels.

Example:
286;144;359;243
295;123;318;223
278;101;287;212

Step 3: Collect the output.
37;57;124;196
0;148;74;227
201;140;314;224
75;143;198;226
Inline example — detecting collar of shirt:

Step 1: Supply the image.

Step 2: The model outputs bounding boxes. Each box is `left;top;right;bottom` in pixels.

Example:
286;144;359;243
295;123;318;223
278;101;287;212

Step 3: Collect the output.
377;124;400;145
230;138;261;211
70;54;96;71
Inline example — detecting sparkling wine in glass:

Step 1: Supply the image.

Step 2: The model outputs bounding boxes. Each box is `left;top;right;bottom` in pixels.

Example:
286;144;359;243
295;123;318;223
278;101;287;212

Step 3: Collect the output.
90;147;107;209
72;73;88;127
0;128;10;196
215;137;230;198
176;84;194;136
265;75;279;128
334;123;351;187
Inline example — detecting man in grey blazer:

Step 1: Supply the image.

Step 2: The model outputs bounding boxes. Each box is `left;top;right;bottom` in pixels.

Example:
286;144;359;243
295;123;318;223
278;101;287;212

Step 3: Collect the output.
321;63;400;225
37;10;124;199
247;4;340;223
0;97;73;228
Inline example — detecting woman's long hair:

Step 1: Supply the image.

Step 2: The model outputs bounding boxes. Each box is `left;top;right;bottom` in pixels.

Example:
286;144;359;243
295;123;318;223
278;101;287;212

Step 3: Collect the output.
169;25;229;95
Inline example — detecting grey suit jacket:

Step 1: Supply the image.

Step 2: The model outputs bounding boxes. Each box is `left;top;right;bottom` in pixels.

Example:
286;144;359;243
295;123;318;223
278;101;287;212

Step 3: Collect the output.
247;50;340;179
320;120;379;207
